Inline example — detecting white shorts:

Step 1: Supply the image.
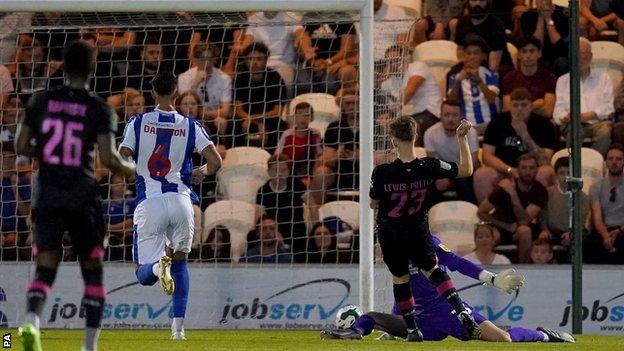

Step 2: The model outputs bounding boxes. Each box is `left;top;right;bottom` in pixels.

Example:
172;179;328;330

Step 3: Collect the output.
132;193;194;264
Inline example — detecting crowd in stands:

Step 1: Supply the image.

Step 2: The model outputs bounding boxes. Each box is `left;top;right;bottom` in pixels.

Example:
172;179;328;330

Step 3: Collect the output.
1;0;624;265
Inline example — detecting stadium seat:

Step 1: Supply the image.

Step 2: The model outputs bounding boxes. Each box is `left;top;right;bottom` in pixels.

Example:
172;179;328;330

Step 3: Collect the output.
551;147;604;194
507;42;518;68
385;0;421;17
319;201;360;230
318;200;359;250
218;147;270;203
413;40;459;94
428;201;479;256
591;41;624;94
203;200;257;263
283;93;340;137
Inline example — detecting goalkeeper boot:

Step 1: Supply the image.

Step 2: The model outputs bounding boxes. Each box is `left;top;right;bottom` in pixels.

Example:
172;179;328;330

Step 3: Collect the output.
319;327;362;340
404;329;424;342
458;310;482;340
159;256;175;295
537;326;575;343
18;322;43;351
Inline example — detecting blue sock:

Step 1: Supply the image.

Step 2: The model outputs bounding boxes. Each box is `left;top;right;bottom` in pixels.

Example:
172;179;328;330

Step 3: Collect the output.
135;263;158;286
508;327;546;342
170;260;189;318
352;314;375;336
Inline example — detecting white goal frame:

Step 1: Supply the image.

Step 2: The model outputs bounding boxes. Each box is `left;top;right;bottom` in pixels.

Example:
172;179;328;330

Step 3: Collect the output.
1;0;376;313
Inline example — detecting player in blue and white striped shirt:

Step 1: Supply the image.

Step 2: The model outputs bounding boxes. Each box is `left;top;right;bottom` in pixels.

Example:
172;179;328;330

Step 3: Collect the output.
119;72;222;340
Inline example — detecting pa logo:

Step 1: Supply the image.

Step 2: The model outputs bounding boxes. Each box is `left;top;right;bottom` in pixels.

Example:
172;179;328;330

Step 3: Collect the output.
2;333;10;348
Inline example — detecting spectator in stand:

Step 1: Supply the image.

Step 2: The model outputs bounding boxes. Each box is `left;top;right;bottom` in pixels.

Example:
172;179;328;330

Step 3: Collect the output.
424;99;480;204
411;0;465;45
474;88;556;202
111;88;145;143
200;226;231;262
502;36;557;118
463;223;511;265
477;153;548;263
275;102;322;177
380;45;443;145
455;0;512;74
297;13;358;95
102;173;136;261
0;13;32;65
243;12;316;96
373;0;412;60
0;144;31;261
306;222;338;264
244;216;293;264
177;43;232;124
0;96;30;169
553;37;614;156
13;37;62;102
256;154;308;261
586;144;624;264
234;42;286;151
447;35;500;135
517;0;570;76
81;33;125;98
530;238;555;264
126;36;163;97
306;93;360;221
538;157;590;260
580;0;624;45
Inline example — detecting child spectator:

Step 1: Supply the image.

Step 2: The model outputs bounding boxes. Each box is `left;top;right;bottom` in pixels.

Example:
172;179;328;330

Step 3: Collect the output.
275;102;322;176
200;226;231;262
530;238;555;264
463;223;511;265
448;35;499;134
102;173;136;260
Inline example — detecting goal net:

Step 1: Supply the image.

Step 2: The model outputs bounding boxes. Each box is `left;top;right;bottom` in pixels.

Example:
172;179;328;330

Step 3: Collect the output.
0;3;418;328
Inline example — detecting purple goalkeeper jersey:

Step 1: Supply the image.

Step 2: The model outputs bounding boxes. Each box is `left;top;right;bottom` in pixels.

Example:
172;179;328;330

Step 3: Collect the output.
401;236;483;316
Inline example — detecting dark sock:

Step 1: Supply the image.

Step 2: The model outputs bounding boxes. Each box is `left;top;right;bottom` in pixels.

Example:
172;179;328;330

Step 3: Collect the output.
427;267;466;315
81;265;106;328
509;327;546;342
26;267;57;316
392;282;417;331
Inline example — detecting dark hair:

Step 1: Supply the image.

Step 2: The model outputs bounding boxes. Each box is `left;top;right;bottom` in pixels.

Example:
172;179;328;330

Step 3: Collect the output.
510;87;532;102
62;40;95;77
294;102;314;115
441;98;460;109
517;152;539;165
241;41;270;58
201;226;231;262
516;36;542;51
532;238;553;252
461;34;489;52
151;71;177;96
553;157;569;172
306;222;338;264
389;116;417;142
607;143;624;155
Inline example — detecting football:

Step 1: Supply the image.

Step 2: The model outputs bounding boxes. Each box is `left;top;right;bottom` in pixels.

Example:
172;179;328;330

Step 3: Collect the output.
334;304;363;329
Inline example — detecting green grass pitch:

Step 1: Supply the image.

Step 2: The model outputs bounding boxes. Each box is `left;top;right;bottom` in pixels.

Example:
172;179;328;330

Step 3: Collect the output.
1;329;623;351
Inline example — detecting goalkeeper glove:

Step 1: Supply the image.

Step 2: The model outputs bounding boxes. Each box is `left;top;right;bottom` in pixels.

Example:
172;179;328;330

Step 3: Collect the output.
479;268;524;294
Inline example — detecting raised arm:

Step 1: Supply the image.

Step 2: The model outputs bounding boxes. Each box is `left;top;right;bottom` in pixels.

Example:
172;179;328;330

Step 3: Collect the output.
455;120;474;178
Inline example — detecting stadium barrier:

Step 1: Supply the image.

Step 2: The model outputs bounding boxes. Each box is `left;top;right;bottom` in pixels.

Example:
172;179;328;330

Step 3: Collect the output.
0;263;623;334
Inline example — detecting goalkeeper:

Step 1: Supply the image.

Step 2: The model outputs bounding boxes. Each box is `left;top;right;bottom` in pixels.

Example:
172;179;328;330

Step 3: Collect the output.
322;235;574;343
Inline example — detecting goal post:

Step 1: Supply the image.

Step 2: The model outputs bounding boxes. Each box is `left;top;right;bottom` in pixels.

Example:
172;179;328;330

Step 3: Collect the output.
0;0;376;313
